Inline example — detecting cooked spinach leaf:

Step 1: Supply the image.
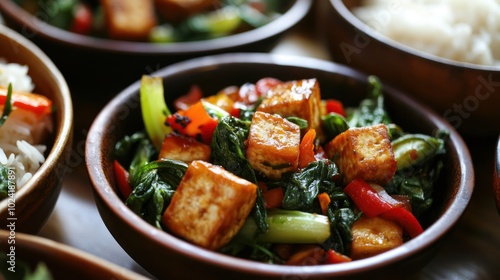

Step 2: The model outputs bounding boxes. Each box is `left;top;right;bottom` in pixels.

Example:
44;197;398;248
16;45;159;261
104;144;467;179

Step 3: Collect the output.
211;116;268;233
126;159;188;229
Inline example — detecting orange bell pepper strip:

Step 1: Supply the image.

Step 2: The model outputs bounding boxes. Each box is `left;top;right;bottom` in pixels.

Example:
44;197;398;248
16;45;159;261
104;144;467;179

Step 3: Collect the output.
263;187;284;209
165;101;218;145
0;86;52;115
318;192;331;215
299;128;316;169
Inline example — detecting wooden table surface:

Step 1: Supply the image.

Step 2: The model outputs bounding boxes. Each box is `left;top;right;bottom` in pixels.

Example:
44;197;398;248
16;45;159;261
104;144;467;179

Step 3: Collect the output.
36;6;500;280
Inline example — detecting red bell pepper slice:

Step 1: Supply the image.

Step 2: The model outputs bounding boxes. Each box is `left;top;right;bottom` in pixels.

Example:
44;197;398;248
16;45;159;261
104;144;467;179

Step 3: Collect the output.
325;99;346;117
345;178;424;238
344;178;398;218
0;87;52;115
380;207;424;238
113;160;132;199
324;249;352;264
173;85;202;111
70;3;93;35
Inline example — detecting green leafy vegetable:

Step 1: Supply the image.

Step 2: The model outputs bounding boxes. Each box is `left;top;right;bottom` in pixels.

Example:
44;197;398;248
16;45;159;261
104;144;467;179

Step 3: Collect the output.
126;159;188;228
140;75;171;151
0;83;13;127
347;75;391;127
321;112;349;140
0;165;9;200
386;130;448;217
279;159;340;212
211;116;268;233
238;209;330;244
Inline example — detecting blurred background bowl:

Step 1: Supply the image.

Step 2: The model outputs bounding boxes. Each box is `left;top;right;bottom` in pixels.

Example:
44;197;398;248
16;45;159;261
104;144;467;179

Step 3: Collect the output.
319;0;500;137
0;25;73;234
0;230;149;280
0;0;312;91
86;53;474;280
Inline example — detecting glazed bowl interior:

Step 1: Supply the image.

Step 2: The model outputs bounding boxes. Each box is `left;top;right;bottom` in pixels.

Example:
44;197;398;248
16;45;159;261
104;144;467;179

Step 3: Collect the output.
0;0;312;89
0;25;73;234
320;0;500;136
86;53;474;279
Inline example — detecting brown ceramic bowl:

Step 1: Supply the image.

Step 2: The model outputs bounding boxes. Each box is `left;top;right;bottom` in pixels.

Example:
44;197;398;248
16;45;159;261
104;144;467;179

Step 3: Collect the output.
0;0;312;90
0;230;149;280
0;25;73;234
86;53;474;279
319;0;500;137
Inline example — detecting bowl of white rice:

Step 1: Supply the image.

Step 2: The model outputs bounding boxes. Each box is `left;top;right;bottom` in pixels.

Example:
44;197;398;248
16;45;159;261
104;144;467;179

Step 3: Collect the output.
320;0;500;136
0;25;73;234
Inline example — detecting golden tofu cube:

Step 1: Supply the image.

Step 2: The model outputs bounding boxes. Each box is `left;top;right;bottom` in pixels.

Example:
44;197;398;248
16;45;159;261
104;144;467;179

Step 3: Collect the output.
350;215;403;260
246;111;300;180
257;78;323;140
158;133;211;163
101;0;157;40
324;124;397;185
162;160;257;250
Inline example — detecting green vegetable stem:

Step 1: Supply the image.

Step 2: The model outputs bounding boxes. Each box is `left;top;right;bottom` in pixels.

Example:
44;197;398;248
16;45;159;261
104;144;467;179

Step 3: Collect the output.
238;209;330;244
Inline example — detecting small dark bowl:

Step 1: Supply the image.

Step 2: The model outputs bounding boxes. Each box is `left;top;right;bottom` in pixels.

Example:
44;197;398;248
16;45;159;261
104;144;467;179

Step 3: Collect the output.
0;25;73;234
0;230;149;280
86;53;474;279
0;0;312;90
319;0;500;137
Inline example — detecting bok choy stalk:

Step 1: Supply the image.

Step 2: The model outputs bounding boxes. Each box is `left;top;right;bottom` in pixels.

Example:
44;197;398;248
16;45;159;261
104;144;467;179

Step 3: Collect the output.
238;209;330;244
386;130;448;217
140;75;171;151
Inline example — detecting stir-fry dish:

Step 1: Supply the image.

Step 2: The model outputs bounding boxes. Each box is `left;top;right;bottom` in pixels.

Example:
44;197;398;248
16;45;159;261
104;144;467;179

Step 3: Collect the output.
15;0;285;42
113;75;448;265
0;60;53;200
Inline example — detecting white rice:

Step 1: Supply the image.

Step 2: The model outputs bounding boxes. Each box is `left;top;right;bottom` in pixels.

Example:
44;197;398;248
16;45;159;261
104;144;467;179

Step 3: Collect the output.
353;0;500;66
0;60;50;188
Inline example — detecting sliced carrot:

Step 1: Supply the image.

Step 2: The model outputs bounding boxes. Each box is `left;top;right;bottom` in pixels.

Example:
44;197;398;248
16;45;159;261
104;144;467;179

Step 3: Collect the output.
263;187;284;209
299;128;316;168
318;192;331;215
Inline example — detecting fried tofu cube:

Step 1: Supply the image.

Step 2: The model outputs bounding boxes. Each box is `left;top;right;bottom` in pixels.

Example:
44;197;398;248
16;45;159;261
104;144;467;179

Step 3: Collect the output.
101;0;157;40
162;160;257;250
257;79;324;140
158;133;211;163
246;111;300;180
324;124;397;185
350;215;403;260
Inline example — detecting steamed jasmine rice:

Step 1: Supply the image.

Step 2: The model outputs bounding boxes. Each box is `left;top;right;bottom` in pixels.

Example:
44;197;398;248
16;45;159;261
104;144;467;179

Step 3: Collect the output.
0;59;52;190
353;0;500;66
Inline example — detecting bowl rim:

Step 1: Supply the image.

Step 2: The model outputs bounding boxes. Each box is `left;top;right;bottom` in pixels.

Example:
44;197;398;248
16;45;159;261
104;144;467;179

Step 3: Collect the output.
0;25;73;210
0;229;150;279
0;0;312;54
86;53;474;277
330;0;500;71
